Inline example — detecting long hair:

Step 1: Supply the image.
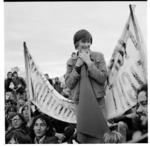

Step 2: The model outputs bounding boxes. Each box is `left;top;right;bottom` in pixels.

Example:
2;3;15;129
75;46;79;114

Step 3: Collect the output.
6;129;32;144
29;114;55;141
21;104;33;117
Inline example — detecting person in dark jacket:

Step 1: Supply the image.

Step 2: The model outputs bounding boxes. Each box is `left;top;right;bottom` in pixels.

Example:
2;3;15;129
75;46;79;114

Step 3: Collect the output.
29;114;58;144
54;77;63;94
5;72;13;93
12;71;26;97
45;73;53;86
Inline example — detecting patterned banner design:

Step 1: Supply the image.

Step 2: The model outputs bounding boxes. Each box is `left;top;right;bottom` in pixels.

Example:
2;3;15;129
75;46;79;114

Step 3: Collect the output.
105;5;147;120
24;44;76;124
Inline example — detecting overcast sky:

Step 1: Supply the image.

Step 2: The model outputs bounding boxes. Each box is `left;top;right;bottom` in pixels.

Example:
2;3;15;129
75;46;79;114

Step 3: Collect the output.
4;2;147;78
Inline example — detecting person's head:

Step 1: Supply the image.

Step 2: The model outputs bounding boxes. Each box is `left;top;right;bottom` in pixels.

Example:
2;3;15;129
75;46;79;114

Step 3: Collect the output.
21;104;33;120
136;84;148;127
30;115;55;140
73;29;92;53
21;104;29;119
6;105;17;118
45;74;49;80
18;96;26;106
5;99;17;107
55;77;59;83
7;72;12;79
11;113;27;129
6;129;32;144
12;71;18;79
102;131;124;143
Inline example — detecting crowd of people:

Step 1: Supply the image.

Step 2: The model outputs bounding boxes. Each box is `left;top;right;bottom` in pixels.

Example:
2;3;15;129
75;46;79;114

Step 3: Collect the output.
4;29;148;144
5;71;76;144
4;70;148;144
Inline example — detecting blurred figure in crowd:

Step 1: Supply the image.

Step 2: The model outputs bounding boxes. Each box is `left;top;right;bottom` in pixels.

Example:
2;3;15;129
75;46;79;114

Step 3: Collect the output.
5;72;13;93
102;131;124;143
136;84;148;135
45;73;53;86
5;106;18;131
54;77;63;94
5;99;17;110
12;71;26;100
6;129;32;144
17;96;27;113
5;71;17;100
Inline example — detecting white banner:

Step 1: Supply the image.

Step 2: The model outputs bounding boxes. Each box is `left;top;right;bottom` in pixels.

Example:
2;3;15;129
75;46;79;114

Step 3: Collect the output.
105;5;147;119
24;44;76;124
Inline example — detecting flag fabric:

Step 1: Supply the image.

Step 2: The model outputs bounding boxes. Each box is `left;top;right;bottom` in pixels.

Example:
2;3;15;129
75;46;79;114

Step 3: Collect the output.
105;5;147;120
77;65;109;143
23;42;76;124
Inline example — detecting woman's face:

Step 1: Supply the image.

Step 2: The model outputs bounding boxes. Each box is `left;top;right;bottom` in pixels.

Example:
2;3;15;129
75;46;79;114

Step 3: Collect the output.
23;107;29;118
76;39;91;53
12;115;23;129
8;108;16;118
33;118;48;138
8;137;18;144
7;73;12;79
18;99;25;106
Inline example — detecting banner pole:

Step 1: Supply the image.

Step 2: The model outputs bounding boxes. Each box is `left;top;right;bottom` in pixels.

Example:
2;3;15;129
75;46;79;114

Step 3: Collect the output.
23;42;32;125
129;4;147;83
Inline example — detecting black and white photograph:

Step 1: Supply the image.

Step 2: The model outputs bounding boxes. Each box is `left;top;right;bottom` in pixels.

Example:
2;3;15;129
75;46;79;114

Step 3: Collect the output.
2;0;148;144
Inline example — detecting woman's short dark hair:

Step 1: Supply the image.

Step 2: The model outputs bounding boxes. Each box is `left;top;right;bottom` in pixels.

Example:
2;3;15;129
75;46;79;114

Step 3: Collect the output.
7;71;12;77
29;114;55;141
6;129;32;144
6;105;17;115
12;71;18;77
73;29;92;49
5;99;17;106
